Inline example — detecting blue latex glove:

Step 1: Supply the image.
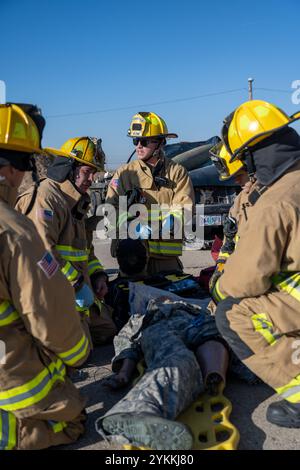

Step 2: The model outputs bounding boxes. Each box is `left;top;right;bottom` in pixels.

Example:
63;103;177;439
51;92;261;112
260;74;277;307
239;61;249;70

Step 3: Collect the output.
162;214;174;233
75;283;94;309
135;222;152;240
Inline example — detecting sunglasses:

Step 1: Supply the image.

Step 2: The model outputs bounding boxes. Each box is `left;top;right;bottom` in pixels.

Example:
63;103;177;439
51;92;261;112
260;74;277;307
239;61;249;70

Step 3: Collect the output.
132;138;161;147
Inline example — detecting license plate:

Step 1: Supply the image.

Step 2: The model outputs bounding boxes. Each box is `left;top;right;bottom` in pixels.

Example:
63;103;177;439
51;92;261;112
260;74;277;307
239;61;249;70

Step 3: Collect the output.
199;214;222;226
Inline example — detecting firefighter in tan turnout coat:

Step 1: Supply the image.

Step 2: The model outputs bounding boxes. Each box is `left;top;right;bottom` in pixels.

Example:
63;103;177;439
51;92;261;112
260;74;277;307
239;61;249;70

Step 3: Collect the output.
0;103;90;450
212;100;300;428
16;136;116;346
106;111;195;275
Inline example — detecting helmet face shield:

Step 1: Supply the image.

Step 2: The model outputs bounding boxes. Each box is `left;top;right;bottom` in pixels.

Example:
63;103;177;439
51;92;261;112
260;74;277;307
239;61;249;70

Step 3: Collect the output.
210;141;244;180
210;142;230;179
93;138;106;169
221;111;235;158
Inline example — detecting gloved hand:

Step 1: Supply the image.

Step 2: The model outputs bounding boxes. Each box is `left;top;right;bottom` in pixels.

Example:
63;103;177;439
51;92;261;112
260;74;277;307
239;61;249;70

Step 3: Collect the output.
221;215;238;255
162;214;174;234
223;215;238;240
91;273;108;300
75;283;94;309
135;222;152;240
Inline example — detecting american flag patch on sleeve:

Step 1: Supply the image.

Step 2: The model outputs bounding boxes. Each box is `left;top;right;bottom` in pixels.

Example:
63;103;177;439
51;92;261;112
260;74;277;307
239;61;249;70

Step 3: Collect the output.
110;178;120;190
37;252;59;279
37;208;54;221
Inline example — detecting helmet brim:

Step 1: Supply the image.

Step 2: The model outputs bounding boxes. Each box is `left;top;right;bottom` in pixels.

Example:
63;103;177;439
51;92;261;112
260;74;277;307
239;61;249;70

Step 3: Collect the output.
128;133;178;139
229;111;300;163
0;143;44;155
44;146;99;170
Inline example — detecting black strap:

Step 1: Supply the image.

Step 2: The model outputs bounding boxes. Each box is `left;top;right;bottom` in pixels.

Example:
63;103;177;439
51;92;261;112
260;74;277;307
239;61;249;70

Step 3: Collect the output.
248;184;269;206
244;147;256;179
127;149;136;163
24;183;38;216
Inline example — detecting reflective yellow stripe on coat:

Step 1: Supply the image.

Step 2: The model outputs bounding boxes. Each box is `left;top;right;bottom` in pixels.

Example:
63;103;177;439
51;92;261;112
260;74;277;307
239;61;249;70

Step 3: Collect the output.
148;240;182;256
88;259;104;276
57;334;89;366
56;245;89;262
0;301;19;327
0;410;17;450
61;261;79;282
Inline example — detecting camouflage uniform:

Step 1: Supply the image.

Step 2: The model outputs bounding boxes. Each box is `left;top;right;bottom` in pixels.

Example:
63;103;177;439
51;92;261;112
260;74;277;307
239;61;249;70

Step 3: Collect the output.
100;298;219;425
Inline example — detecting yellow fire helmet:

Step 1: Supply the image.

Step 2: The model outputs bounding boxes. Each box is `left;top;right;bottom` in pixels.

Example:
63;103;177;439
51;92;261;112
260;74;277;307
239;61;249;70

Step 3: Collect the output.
46;137;106;171
127;112;178;139
221;100;300;162
210;141;245;181
0;103;42;153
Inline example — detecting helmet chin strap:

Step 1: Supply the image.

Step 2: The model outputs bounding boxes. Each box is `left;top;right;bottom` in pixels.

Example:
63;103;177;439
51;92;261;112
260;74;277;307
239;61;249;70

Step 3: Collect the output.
243;147;256;182
145;140;165;163
29;156;40;186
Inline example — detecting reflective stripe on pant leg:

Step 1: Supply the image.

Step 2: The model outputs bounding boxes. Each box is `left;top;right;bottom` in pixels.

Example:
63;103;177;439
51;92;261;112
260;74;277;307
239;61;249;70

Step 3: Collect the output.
48;419;67;434
0;410;17;450
212;278;227;303
215;297;254;360
251;313;279;346
276;373;300;403
0;359;66;412
273;272;300;303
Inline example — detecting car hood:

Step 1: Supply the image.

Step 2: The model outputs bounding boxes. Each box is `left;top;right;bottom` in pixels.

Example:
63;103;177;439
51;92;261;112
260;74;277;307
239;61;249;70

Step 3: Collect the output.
189;164;238;187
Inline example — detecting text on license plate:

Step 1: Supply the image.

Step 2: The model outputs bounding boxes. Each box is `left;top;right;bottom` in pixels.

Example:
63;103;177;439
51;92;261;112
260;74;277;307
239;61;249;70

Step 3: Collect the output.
199;215;222;226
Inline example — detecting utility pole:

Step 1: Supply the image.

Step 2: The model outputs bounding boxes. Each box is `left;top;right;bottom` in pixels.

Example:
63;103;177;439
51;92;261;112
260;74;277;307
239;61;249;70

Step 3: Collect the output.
248;77;254;100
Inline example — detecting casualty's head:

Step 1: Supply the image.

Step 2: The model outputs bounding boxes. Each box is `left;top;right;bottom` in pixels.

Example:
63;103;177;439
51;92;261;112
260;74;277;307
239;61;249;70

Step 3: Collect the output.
0;103;45;190
127;111;178;163
46;137;106;193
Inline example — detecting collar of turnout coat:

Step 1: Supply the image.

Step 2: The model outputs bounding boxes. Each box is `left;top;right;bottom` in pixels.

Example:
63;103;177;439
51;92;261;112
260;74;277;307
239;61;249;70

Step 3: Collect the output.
253;127;300;186
56;179;90;211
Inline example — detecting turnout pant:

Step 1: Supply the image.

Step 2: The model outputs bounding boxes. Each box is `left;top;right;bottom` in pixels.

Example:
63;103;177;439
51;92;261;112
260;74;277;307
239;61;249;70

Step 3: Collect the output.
216;296;300;404
0;378;86;450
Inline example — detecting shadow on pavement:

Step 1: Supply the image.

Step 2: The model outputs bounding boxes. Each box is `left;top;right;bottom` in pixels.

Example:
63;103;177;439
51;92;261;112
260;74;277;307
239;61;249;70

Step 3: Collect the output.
62;344;129;449
225;377;273;449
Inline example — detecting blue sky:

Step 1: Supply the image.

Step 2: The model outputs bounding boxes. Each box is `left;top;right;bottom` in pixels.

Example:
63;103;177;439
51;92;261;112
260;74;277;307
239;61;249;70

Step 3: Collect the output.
1;0;300;168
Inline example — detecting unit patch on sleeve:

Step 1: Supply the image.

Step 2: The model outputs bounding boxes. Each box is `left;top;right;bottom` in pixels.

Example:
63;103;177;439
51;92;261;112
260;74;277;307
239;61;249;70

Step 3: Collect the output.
37;252;59;279
37;208;54;221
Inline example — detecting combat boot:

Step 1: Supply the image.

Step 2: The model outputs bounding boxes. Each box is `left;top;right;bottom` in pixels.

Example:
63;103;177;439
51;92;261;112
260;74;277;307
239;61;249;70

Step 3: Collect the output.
267;400;300;428
100;412;193;450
